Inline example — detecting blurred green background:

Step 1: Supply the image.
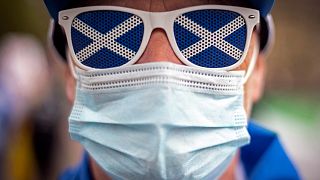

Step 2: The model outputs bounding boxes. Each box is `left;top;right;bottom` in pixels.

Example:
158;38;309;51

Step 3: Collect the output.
252;1;320;179
0;0;319;179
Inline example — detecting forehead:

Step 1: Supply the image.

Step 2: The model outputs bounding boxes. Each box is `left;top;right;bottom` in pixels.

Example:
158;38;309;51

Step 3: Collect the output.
69;0;250;11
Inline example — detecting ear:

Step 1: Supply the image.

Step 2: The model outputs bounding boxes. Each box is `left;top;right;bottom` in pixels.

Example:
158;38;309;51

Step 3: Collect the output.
250;54;266;103
65;66;76;104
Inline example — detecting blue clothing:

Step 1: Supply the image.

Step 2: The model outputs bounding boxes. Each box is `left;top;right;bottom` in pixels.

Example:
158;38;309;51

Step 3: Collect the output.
0;84;12;126
241;122;300;180
60;122;300;180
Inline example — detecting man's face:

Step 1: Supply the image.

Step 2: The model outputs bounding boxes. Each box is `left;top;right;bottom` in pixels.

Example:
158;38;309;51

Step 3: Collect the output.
66;0;265;117
63;0;266;179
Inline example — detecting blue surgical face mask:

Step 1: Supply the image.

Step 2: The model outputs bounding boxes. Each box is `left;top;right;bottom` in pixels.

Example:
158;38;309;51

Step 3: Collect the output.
69;62;250;180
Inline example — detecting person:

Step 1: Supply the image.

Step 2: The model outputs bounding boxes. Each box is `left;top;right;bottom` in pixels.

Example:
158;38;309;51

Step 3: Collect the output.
43;0;300;179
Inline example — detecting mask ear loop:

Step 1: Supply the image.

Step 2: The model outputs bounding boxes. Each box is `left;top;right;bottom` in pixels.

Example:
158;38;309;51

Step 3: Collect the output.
242;36;260;84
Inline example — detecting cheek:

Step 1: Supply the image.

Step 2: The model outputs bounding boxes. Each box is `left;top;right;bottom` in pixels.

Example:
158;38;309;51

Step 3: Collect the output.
64;54;77;104
243;80;254;117
242;57;255;117
235;33;258;71
65;72;76;105
239;33;258;116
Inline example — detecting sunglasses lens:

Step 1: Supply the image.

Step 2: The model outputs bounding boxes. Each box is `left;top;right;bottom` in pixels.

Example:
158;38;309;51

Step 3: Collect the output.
71;10;144;69
174;10;247;68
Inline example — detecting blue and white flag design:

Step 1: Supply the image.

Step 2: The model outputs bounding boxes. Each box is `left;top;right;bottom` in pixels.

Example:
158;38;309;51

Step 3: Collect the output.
71;11;144;69
174;10;247;68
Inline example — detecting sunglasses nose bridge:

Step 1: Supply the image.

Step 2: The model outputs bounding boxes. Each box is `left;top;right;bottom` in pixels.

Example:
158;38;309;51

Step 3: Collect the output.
149;12;169;30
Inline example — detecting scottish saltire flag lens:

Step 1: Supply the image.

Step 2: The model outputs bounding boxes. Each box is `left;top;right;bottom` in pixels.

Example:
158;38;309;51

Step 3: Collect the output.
71;11;144;68
71;10;247;69
174;10;246;68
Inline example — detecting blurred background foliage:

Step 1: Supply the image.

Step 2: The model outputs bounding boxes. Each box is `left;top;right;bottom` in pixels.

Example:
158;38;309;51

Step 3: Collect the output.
0;0;48;42
0;0;319;179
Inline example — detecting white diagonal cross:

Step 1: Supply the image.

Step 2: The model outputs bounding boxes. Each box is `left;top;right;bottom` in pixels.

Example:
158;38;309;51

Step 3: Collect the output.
72;15;142;62
175;15;245;60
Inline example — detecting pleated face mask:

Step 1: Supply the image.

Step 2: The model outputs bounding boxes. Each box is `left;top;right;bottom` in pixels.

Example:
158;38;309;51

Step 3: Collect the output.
68;61;250;180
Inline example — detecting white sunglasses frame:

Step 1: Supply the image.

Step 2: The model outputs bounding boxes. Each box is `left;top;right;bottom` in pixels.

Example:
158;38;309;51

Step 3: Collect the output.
59;5;260;71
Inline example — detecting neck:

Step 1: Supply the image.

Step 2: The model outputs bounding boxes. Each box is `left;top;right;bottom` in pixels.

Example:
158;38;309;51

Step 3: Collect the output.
219;152;240;180
89;157;112;180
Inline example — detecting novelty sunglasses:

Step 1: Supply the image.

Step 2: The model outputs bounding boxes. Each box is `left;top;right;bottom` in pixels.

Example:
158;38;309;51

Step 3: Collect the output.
59;5;259;70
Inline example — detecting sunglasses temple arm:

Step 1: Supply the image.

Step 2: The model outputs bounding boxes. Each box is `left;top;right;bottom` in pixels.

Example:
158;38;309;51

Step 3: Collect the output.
66;48;80;80
242;37;259;84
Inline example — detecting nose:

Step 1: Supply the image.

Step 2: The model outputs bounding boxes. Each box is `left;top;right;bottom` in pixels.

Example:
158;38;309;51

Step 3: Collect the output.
135;29;183;65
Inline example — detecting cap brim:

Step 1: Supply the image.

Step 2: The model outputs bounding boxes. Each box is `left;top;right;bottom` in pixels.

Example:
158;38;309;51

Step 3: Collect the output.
44;0;275;21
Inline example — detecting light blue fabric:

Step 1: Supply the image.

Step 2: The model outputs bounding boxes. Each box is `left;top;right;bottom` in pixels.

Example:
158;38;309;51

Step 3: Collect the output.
68;62;250;180
60;122;300;180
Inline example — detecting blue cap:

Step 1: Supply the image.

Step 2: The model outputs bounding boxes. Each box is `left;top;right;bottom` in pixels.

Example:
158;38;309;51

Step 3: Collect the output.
44;0;275;21
248;0;275;17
